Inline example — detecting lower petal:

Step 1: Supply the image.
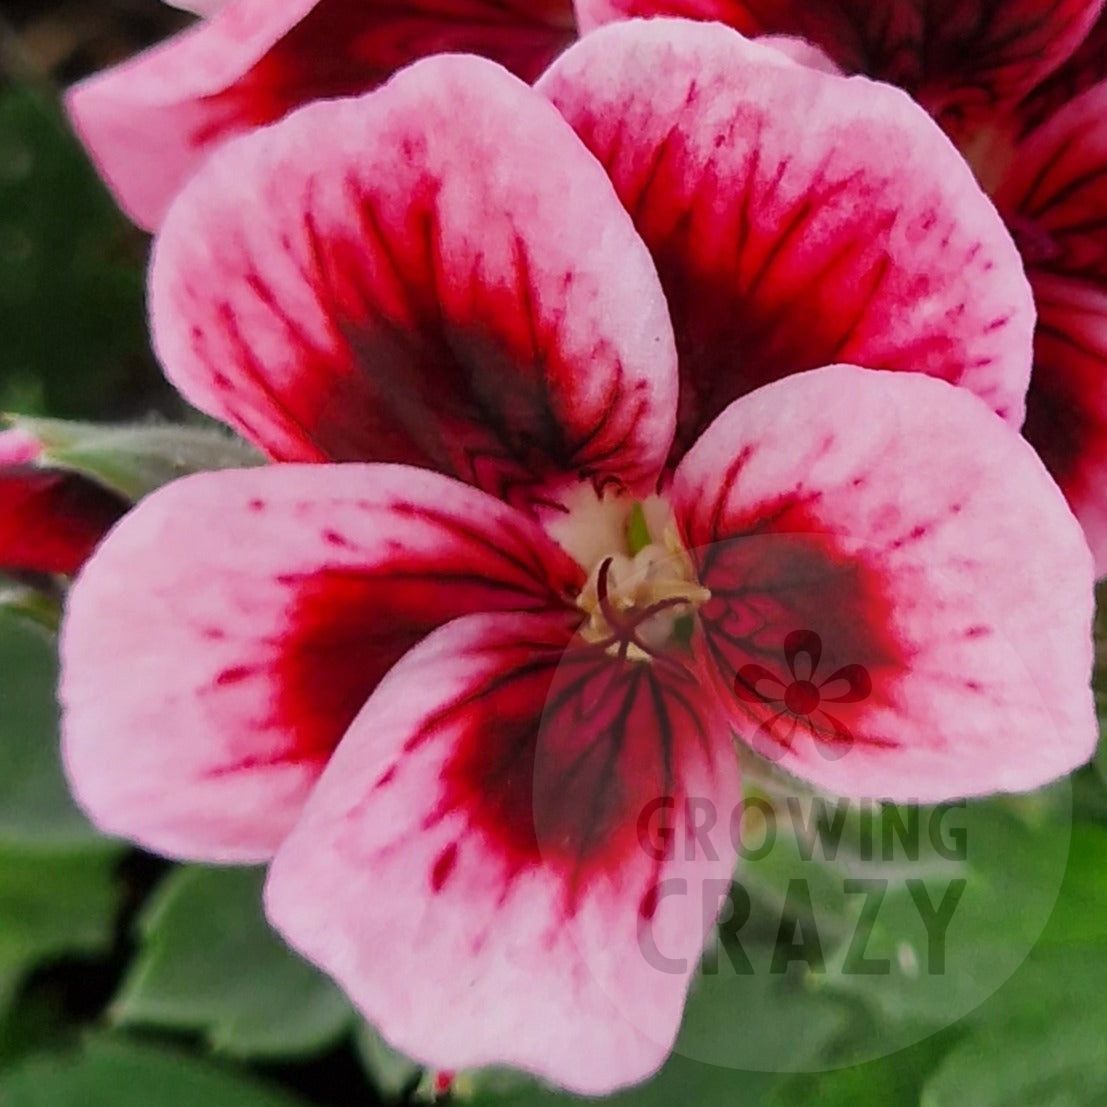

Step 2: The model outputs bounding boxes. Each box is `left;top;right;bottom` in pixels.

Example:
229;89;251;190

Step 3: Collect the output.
671;365;1096;802
61;464;581;861
266;611;738;1093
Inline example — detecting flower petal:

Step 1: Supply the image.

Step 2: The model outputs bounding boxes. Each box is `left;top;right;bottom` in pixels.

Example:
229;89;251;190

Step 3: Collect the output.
0;466;126;577
67;0;576;230
60;464;582;862
671;365;1096;802
150;55;677;507
1019;10;1107;133
540;19;1034;458
1022;274;1107;575
575;1;1106;127
266;610;738;1093
0;428;42;466
997;80;1107;287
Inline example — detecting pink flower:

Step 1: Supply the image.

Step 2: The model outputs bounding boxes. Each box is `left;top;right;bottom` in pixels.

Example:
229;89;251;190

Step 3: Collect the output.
579;1;1107;575
61;23;1096;1093
0;428;126;578
65;0;577;231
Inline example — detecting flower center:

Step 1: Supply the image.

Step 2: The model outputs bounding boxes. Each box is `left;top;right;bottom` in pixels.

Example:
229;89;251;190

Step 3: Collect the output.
546;488;709;663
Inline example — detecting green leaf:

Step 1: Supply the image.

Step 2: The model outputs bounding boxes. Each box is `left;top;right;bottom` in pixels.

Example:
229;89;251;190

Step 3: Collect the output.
0;1036;315;1107
771;1029;955;1107
354;1023;422;1100
0;843;120;1013
113;866;354;1059
758;797;1071;1033
921;1018;1107;1107
8;416;263;501
0;611;110;849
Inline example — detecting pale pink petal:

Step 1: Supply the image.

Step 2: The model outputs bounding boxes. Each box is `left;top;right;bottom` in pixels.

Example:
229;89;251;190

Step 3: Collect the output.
575;1;1106;128
756;34;842;75
60;464;582;862
150;56;677;508
67;0;576;230
0;427;42;466
672;365;1096;802
541;19;1034;460
266;610;738;1093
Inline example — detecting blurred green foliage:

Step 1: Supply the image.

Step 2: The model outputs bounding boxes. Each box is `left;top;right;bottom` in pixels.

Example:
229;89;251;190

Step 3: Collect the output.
0;79;162;419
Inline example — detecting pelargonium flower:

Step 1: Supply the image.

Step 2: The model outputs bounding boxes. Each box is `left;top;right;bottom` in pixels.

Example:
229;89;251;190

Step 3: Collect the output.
65;0;577;230
580;1;1107;575
0;427;127;579
61;22;1097;1093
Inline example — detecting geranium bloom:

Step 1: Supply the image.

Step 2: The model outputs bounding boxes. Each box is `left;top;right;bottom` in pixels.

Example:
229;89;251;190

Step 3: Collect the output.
0;428;126;578
65;0;577;230
61;22;1096;1093
579;1;1107;575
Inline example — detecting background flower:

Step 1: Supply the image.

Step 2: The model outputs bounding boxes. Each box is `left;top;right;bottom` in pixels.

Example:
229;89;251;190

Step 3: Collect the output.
65;0;578;229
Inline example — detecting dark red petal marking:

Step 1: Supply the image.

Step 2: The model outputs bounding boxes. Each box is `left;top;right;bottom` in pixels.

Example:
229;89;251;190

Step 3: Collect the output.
150;56;677;508
690;501;911;757
578;0;1105;130
541;21;1033;460
0;465;126;577
66;0;576;230
61;464;584;861
265;610;740;1091
670;366;1096;801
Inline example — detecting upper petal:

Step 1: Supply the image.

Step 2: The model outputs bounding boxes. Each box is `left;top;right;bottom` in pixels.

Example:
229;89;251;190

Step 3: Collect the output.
60;464;582;862
150;55;677;508
540;19;1034;459
266;610;738;1093
671;365;1096;802
0;465;126;578
575;1;1106;129
67;0;576;230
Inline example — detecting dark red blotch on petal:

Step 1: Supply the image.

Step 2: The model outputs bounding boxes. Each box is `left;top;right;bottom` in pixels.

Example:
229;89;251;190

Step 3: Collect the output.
688;493;912;755
0;465;127;577
374;625;715;915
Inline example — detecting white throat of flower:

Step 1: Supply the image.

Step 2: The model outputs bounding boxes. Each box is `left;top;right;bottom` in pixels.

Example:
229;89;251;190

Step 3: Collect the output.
546;487;710;662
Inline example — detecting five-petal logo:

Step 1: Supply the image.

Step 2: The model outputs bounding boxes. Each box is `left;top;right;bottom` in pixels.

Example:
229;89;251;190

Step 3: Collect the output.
735;629;873;760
